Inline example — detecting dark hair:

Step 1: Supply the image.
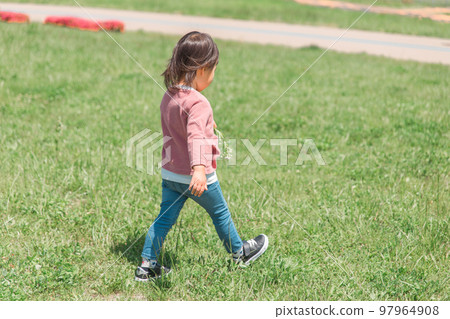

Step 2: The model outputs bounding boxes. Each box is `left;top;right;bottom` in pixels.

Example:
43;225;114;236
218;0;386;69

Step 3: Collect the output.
162;31;219;90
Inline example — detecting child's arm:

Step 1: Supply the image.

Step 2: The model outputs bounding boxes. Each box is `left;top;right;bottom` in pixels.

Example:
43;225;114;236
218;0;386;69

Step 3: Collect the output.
186;100;215;197
189;165;208;197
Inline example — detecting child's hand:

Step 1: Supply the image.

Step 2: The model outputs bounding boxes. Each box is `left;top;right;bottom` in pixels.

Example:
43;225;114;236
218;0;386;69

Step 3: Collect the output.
189;165;208;197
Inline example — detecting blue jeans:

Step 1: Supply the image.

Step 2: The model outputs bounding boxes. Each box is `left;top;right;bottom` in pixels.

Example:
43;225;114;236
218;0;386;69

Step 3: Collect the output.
141;179;243;260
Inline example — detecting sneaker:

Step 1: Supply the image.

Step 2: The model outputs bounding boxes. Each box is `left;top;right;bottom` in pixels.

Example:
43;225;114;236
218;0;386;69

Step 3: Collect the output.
235;234;269;265
135;263;172;281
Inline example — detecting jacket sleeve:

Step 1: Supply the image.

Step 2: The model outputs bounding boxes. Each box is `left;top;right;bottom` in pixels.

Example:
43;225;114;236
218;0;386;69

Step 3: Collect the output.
186;100;215;168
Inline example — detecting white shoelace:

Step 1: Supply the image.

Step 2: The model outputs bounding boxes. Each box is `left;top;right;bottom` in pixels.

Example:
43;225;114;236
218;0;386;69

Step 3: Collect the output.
247;239;258;249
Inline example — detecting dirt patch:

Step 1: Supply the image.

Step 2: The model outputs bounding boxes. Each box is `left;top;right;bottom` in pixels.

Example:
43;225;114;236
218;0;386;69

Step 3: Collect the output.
294;0;450;23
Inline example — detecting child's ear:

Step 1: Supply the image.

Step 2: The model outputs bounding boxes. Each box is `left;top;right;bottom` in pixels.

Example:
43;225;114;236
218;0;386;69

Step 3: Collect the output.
197;68;205;77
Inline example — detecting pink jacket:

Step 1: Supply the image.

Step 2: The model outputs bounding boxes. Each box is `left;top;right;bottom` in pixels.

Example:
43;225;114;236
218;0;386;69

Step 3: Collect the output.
160;89;220;175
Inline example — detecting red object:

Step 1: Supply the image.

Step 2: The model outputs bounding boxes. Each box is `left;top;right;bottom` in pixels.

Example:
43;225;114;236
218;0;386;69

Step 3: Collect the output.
44;16;124;32
0;11;30;23
99;20;125;32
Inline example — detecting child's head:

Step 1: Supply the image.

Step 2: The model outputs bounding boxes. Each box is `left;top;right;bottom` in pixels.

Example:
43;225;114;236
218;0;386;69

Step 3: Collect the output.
162;31;219;92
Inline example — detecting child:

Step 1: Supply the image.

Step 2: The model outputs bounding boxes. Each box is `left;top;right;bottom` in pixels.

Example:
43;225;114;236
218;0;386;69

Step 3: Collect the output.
135;31;269;281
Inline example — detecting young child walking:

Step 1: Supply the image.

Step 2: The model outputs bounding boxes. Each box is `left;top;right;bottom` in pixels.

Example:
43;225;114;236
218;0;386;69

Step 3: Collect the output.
135;31;269;281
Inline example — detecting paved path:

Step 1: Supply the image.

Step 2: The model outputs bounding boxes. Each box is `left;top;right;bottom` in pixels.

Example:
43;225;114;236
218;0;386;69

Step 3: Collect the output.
294;0;450;23
1;2;450;65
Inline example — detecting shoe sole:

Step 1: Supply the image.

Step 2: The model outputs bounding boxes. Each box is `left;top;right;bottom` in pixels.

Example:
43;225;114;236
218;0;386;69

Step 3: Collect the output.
244;234;269;265
134;268;172;282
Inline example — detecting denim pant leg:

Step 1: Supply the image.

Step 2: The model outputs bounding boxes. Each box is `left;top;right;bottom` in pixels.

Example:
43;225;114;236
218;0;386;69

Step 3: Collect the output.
170;180;243;254
141;181;188;260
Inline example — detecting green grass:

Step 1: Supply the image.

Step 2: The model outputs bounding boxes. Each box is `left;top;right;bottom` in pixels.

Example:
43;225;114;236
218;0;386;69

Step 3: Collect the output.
10;0;450;38
0;23;449;301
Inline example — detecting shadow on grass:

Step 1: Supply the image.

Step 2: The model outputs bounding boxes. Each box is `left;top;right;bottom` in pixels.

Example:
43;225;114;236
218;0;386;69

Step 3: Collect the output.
110;233;179;269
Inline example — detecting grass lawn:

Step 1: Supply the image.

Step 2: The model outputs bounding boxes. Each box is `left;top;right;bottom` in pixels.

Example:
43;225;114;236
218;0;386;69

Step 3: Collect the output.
9;0;450;38
0;23;449;301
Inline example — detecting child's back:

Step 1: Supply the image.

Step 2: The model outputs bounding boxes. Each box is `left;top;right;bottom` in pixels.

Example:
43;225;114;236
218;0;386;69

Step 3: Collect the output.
160;88;219;176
